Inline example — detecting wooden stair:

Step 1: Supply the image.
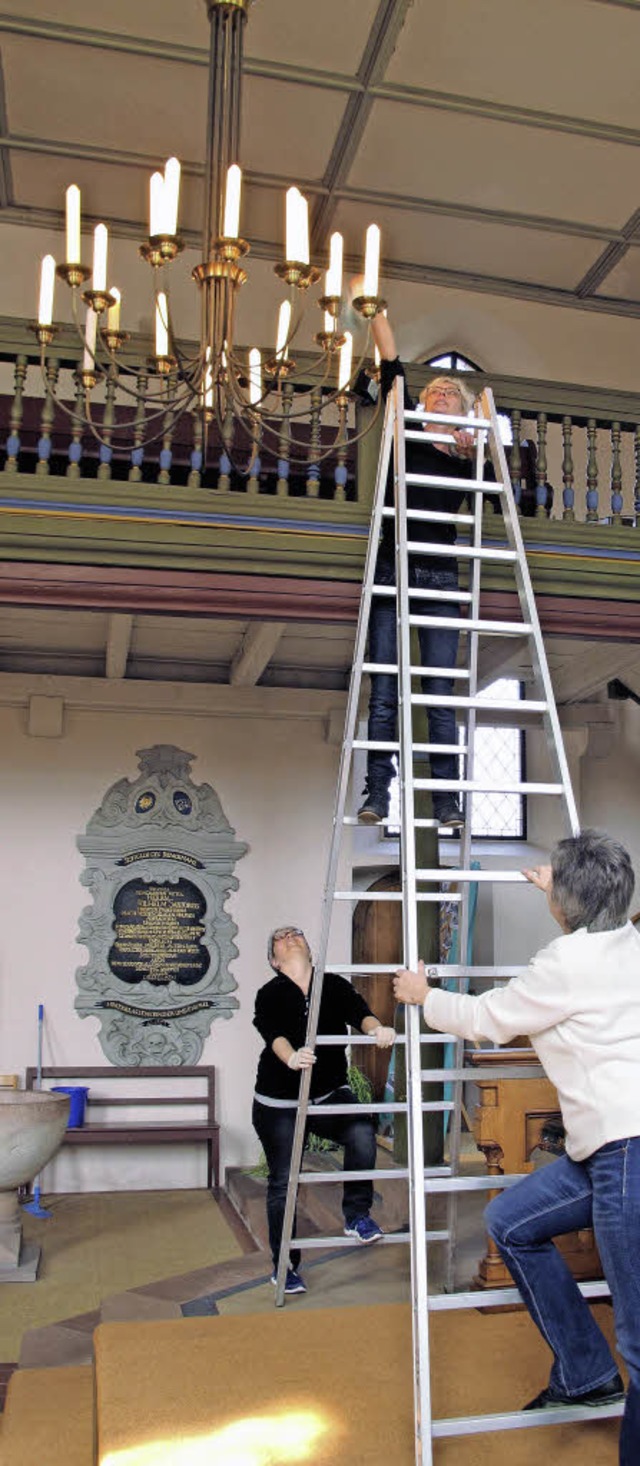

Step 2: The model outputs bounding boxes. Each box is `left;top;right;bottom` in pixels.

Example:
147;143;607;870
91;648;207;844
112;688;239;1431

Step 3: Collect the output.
0;1364;94;1466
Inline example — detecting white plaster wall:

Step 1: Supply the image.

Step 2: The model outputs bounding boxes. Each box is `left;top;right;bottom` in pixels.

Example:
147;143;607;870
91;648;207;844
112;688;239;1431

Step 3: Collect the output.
0;688;348;1190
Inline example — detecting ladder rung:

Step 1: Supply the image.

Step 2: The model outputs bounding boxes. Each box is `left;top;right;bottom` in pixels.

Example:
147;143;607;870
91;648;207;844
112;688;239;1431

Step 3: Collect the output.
299;1168;408;1183
422;1065;543;1081
416;868;527;883
374;585;473;603
359;669;471;681
293;1230;448;1248
406;541;517;563
382;506;475;526
428;1279;610;1312
411;694;545;711
306;1100;454;1114
414;779;563;795
424;1173;531;1194
410;615;531;635
333;891;461;903
432;1400;623;1438
351;738;469;753
405;473;499;493
323;964;523;979
342;815;463;829
403;408;491;429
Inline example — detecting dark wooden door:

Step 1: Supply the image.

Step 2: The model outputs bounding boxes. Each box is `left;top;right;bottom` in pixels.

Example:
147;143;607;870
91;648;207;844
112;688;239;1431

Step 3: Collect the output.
351;870;401;1098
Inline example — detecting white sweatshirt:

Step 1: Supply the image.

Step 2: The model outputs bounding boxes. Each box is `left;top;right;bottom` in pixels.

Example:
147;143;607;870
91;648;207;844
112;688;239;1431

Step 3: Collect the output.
424;920;640;1162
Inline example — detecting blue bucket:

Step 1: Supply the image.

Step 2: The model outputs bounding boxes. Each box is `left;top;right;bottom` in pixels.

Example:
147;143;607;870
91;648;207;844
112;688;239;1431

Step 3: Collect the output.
52;1085;89;1128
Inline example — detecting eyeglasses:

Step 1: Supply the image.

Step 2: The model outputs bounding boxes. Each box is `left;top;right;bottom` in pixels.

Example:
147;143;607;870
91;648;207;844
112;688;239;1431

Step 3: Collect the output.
425;386;461;401
271;927;304;943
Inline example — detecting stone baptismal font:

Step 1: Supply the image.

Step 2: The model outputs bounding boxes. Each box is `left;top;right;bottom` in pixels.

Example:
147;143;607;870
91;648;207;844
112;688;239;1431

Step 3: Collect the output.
0;1090;70;1281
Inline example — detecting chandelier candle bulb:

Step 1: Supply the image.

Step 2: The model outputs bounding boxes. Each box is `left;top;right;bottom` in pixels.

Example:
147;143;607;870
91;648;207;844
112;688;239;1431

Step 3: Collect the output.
276;300;291;361
107;288;121;333
83;307;97;371
65;185;81;263
38;255;56;326
326;232;343;297
92;225;108;293
249;347;261;404
223;165;242;239
363;224;380;298
155;292;169;357
324;310;334;334
150;172;164;237
163;157;181;236
338;330;353;392
286;187;309;265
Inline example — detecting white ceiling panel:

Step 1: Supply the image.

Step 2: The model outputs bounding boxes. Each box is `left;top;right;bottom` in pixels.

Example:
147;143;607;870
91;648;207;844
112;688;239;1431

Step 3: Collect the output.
9;152;148;229
348;99;640;231
331;199;601;291
240;75;348;179
8;0;211;48
244;0;379;73
2;37;208;162
383;0;640;131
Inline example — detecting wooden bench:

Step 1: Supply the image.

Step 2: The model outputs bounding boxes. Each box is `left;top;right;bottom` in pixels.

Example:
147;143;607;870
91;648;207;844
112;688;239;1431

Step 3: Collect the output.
24;1065;219;1189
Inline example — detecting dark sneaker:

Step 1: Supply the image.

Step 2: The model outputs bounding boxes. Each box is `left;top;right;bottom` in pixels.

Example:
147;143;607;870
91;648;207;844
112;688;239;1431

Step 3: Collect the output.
270;1267;307;1295
344;1216;384;1244
524;1371;624;1411
433;797;464;829
357;792;389;825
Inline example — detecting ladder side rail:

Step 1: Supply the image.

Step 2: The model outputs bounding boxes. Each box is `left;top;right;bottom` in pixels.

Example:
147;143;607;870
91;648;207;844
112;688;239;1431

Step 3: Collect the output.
444;421;487;1292
274;391;398;1306
480;389;579;835
397;379;434;1466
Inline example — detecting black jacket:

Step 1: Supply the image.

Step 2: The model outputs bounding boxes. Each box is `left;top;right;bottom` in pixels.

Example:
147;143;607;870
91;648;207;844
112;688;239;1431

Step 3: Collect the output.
378;357;495;573
253;969;374;1101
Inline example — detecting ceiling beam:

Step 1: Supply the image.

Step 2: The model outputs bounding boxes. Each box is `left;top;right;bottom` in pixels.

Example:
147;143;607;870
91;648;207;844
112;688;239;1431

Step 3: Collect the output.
311;0;413;248
105;612;133;679
575;203;640;296
229;622;286;686
477;637;532;692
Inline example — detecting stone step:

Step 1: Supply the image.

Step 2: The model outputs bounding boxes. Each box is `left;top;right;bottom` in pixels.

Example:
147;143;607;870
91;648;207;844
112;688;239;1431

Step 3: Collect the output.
0;1364;93;1466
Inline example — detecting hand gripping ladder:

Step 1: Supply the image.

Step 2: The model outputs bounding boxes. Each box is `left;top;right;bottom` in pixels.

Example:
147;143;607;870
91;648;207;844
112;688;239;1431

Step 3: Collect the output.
274;380;620;1463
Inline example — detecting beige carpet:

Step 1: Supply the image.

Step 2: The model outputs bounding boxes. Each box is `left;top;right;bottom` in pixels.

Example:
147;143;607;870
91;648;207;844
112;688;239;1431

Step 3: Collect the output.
94;1304;622;1465
0;1191;241;1359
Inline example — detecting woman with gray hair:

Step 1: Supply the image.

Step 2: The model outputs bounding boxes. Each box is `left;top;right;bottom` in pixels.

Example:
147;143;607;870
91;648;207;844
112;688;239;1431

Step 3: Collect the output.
357;313;494;830
394;829;640;1464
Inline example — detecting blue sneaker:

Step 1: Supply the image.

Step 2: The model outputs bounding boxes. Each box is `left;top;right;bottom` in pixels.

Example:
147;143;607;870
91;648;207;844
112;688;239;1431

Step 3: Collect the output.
270;1267;306;1294
344;1216;384;1244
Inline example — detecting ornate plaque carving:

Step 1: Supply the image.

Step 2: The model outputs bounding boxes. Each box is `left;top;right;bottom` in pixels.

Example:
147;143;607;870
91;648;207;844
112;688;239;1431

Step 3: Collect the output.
75;745;248;1065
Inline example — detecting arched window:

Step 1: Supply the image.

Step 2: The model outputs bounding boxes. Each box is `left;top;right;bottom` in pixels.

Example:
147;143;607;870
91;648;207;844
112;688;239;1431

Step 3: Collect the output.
423;350;481;373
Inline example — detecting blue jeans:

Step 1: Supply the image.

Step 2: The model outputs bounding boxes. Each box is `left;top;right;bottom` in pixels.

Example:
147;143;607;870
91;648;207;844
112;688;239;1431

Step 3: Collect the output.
252;1087;377;1270
485;1139;640;1463
366;562;459;804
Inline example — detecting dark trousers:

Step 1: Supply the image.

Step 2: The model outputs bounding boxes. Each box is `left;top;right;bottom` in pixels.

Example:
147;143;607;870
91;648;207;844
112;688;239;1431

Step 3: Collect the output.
366;564;460;805
252;1087;377;1270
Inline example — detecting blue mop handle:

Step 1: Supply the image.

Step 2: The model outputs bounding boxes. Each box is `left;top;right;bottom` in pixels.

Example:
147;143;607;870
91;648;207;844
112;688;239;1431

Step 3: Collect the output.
36;1003;44;1090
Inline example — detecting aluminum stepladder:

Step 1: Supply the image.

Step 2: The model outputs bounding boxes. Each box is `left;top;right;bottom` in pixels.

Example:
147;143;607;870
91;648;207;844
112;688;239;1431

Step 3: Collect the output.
274;379;621;1463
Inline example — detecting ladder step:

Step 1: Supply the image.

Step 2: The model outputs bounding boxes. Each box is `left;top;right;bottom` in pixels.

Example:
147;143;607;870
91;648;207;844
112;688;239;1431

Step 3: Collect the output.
411;694;545;711
424;1173;531;1194
406;541;517;563
294;1230;448;1249
374;585;473;603
324;964;524;978
403;408;491;429
334;891;462;904
299;1168;408;1183
360;668;471;681
306;1100;454;1115
422;1065;543;1081
432;1400;623;1438
416;868;528;883
352;738;468;753
382;506;475;526
410;615;531;635
414;779;562;795
405;473;500;493
428;1279;610;1312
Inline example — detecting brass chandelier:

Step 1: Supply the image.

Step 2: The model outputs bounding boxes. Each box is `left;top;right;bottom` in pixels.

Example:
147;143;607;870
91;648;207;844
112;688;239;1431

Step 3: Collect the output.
31;0;386;474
